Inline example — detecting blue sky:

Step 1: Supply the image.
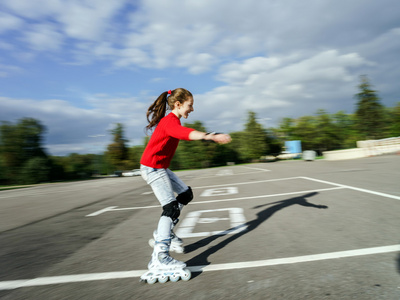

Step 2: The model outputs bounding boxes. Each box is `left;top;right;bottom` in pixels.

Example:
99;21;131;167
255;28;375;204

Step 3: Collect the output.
1;0;399;156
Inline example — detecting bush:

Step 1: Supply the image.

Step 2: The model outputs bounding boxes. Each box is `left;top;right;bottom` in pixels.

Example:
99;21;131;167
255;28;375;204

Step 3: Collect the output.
19;157;51;184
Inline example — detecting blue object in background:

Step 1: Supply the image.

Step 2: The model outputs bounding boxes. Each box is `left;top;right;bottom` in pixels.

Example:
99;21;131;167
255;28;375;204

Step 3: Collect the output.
285;140;302;154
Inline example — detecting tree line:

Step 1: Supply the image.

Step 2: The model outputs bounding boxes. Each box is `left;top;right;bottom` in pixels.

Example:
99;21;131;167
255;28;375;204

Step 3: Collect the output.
1;75;399;185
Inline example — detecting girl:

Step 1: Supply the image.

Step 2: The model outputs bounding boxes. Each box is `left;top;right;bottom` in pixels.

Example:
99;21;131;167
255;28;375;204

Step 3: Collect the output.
140;88;231;277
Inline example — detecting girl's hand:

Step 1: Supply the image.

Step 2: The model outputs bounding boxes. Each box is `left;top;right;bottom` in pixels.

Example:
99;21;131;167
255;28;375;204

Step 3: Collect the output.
212;133;231;144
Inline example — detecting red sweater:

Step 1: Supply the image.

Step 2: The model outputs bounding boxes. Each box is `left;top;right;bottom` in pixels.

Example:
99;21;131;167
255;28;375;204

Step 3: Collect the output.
140;113;195;168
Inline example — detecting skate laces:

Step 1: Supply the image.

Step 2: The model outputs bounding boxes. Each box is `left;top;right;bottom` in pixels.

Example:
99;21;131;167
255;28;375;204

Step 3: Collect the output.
171;231;183;243
156;248;182;265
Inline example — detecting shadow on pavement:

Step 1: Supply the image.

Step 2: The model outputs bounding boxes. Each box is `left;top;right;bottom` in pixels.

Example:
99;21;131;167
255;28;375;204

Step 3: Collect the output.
184;192;328;278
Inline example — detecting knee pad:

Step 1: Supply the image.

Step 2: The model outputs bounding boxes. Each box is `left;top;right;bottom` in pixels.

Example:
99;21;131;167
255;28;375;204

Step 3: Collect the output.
176;186;193;205
162;200;180;221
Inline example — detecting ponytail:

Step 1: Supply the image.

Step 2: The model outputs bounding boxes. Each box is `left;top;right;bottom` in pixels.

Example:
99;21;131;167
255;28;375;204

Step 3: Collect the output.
146;91;169;132
145;88;193;132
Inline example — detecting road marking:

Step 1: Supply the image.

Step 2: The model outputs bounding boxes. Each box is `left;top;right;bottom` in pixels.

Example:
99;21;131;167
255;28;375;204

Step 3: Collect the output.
240;166;271;172
141;191;153;195
135;176;303;197
195;168;270;179
176;208;247;238
216;169;234;176
200;187;238;197
1;244;398;290
190;244;400;272
86;187;343;216
193;176;301;189
302;177;400;201
85;206;118;217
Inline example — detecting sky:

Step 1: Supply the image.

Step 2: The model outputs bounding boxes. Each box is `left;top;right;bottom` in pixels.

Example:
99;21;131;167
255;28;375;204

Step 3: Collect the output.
0;0;399;156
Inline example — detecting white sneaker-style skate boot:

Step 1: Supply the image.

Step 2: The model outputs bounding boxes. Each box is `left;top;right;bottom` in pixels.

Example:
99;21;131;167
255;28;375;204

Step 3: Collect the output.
149;230;184;253
140;241;191;284
148;241;186;270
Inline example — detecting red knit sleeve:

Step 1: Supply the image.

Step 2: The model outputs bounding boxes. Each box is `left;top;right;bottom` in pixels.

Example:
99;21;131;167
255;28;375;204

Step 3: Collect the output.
165;115;195;140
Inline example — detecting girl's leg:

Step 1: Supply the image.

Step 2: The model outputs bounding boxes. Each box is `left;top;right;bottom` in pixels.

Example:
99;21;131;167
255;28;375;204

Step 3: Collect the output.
166;168;191;211
140;166;175;242
165;169;191;249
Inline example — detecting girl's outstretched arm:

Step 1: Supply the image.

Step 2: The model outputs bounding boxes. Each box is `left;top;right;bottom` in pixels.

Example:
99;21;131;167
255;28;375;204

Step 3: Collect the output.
189;131;231;144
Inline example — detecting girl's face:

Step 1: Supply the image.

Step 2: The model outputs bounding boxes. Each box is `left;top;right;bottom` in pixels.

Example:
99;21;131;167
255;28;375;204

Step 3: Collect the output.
174;97;194;119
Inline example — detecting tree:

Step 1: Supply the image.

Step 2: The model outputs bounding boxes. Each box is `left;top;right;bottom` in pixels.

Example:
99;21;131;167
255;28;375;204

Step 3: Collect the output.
314;109;340;152
278;117;296;141
293;116;317;151
240;111;268;161
355;75;385;140
332;111;358;148
386;102;400;137
106;123;129;170
0;118;48;183
20;157;51;184
171;121;209;169
128;145;145;169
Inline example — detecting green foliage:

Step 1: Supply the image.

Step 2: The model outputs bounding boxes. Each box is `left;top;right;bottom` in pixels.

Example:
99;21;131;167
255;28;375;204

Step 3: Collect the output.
386;102;400;136
105;123;129;170
355;75;386;139
0;118;48;183
1;75;399;185
293;115;317;151
172;121;209;169
278;117;296;141
19;157;51;184
128;145;145;169
240;111;268;161
332;111;358;148
51;153;95;179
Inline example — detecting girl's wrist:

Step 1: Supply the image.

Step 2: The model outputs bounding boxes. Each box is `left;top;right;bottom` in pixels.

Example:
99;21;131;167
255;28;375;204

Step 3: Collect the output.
203;132;214;141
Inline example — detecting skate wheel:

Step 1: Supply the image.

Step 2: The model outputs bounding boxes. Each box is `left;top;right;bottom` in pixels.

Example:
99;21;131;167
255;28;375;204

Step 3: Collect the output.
147;277;157;284
169;274;180;282
181;269;191;281
175;247;184;254
158;275;169;284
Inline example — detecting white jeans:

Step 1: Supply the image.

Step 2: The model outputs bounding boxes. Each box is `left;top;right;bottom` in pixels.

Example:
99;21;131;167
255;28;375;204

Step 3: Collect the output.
140;165;188;242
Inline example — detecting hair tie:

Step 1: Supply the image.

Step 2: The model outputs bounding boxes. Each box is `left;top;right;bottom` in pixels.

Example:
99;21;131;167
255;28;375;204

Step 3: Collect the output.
167;90;172;95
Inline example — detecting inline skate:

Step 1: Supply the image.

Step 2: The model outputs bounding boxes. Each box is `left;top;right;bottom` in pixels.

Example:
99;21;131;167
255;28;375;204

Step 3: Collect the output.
140;241;191;284
148;229;184;253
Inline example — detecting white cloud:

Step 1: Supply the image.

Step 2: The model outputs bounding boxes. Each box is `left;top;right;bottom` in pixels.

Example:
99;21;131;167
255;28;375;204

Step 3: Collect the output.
0;12;24;33
0;0;399;154
2;0;399;73
22;23;64;51
0;64;22;77
0;0;62;18
1;0;128;42
0;95;148;155
57;0;127;41
190;49;372;133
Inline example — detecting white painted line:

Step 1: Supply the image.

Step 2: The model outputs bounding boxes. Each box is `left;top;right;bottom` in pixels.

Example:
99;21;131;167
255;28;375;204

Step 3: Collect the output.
0;270;145;290
190;244;400;273
193;176;304;189
191;187;343;206
240;166;271;172
216;169;234;176
112;205;160;211
85;206;118;217
141;191;153;195
302;177;400;201
177;208;247;238
200;187;238;197
87;187;343;216
1;244;398;290
195;169;270;179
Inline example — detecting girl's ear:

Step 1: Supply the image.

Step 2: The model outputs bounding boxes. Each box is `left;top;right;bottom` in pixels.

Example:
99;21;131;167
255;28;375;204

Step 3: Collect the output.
174;101;181;109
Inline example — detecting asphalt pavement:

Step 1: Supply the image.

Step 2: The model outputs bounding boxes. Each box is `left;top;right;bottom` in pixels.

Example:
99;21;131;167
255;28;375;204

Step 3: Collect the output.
0;155;399;299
